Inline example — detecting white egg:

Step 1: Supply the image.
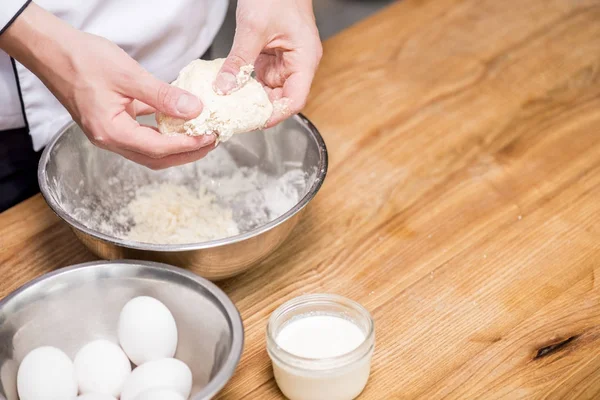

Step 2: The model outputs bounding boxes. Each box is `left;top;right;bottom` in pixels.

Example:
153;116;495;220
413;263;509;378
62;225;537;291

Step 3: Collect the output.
118;296;178;365
17;346;78;400
77;394;117;400
120;358;192;400
74;339;132;397
134;388;186;400
1;360;18;400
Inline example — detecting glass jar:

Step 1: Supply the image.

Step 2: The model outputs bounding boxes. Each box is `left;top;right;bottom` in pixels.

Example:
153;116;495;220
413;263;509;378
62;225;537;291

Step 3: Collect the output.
266;294;375;400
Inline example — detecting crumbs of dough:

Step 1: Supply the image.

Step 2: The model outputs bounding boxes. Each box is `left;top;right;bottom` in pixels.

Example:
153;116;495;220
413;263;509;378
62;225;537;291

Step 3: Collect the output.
236;64;254;87
214;64;254;95
274;98;292;116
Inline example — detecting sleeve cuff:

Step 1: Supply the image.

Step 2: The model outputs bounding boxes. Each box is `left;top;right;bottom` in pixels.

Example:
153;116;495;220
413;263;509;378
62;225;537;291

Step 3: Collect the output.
0;0;32;36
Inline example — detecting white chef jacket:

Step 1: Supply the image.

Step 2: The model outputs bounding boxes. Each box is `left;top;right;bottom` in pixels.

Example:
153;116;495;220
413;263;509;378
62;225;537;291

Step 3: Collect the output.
0;0;228;151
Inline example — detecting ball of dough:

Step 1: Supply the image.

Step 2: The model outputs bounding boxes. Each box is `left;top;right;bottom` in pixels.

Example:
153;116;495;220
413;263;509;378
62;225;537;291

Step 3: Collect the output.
156;58;273;142
74;339;131;397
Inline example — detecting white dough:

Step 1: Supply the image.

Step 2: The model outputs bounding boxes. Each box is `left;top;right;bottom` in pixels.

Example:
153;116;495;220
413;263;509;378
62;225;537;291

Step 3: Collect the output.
74;339;132;397
118;296;178;366
156;58;273;142
134;388;186;400
120;358;192;400
77;394;117;400
17;346;78;400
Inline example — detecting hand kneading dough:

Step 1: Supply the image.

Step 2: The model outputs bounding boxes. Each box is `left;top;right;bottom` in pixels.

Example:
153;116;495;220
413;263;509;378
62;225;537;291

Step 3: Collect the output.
156;58;273;142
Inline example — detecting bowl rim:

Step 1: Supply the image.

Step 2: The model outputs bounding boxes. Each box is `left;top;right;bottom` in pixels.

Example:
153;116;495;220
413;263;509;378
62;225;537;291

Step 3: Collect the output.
38;114;328;251
0;259;245;400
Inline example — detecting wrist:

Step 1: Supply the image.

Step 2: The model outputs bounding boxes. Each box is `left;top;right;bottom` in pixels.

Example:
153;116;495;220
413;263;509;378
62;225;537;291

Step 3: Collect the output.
238;0;312;12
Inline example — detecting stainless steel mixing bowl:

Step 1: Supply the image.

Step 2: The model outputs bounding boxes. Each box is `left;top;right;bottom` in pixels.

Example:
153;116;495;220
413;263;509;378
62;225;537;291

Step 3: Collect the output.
0;260;244;400
38;115;328;280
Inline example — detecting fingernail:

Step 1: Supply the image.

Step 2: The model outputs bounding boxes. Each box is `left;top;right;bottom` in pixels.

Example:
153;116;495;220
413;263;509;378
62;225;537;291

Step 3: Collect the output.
214;72;237;95
176;93;200;114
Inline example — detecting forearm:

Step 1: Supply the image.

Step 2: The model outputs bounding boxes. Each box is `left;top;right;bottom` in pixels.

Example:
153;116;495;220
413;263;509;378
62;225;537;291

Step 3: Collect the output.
237;0;314;18
296;0;314;15
0;3;74;91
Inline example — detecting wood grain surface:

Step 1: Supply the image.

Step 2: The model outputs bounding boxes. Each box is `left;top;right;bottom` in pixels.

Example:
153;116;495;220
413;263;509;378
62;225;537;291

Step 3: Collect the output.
2;0;600;398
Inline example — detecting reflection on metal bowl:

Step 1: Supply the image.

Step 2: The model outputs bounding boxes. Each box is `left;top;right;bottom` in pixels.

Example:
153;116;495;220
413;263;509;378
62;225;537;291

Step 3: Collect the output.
0;260;244;400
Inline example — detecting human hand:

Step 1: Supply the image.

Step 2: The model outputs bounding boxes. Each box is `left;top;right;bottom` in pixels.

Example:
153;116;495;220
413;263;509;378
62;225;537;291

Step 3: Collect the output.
214;0;322;127
0;4;215;169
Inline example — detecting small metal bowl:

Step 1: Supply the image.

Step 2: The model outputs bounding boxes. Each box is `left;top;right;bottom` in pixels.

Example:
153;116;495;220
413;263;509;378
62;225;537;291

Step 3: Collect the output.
0;260;244;400
38;115;328;280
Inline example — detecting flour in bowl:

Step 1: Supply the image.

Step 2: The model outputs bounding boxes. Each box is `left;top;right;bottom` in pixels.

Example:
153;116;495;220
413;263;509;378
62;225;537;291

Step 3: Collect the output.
124;183;239;244
65;145;314;245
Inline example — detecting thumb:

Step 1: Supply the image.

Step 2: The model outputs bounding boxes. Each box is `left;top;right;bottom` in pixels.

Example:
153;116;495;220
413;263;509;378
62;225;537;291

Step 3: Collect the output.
130;73;203;120
214;31;265;95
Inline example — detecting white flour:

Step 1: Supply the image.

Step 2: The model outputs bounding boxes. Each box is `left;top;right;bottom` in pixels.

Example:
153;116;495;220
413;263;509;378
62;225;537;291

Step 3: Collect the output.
124;184;240;244
69;147;311;245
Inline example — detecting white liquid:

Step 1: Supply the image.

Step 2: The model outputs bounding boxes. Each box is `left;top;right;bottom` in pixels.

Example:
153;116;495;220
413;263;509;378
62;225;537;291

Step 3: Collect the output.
271;315;373;400
276;316;365;359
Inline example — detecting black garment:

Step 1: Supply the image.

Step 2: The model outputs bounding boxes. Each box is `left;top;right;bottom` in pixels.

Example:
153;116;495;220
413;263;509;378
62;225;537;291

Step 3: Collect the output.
0;126;42;212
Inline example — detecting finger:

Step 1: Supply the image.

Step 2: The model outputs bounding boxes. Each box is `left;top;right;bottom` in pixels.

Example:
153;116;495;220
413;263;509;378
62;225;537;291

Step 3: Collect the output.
114;145;216;170
264;86;284;102
108;112;215;158
122;69;203;120
125;101;136;119
265;98;292;128
214;25;266;95
125;100;156;119
266;72;313;127
133;100;156;116
255;53;288;89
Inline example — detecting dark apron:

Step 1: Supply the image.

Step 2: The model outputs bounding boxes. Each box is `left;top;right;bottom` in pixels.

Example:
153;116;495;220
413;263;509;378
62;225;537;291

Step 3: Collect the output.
0;126;42;212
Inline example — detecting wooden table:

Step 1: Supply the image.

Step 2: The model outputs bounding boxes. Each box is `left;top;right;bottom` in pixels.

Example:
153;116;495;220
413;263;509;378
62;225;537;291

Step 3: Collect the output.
3;0;600;398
